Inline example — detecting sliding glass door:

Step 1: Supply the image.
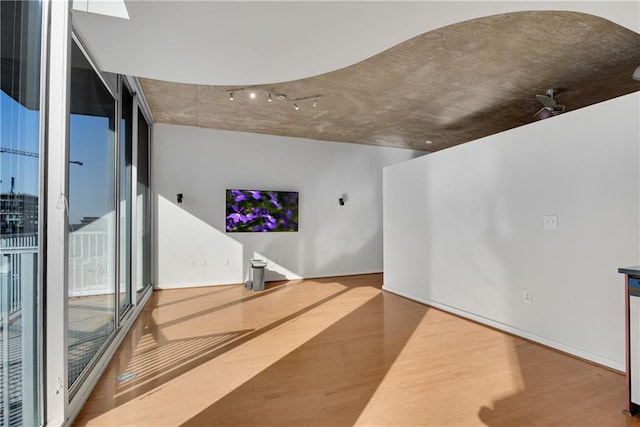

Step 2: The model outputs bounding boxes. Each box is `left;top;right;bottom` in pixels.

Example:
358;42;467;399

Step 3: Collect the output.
67;39;117;390
0;1;42;425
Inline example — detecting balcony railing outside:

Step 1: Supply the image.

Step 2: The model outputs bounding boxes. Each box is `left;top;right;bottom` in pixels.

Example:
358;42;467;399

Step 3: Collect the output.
0;229;112;426
0;234;37;319
0;234;38;427
68;230;112;297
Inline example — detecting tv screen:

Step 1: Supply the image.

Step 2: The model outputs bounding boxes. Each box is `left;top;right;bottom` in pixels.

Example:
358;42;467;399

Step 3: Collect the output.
226;189;299;232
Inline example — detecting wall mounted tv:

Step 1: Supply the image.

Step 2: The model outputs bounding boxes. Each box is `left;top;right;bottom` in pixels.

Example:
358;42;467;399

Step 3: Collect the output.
226;189;299;232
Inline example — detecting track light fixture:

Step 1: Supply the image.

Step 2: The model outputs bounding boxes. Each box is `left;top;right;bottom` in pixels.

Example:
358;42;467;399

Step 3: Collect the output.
226;87;322;110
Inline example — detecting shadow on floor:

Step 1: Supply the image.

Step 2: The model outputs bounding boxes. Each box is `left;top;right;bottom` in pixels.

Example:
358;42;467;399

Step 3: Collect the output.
112;282;354;406
478;335;630;426
180;290;428;426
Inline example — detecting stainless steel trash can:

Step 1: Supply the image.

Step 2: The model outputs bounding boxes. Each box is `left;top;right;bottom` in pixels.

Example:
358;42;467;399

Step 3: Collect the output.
249;259;267;291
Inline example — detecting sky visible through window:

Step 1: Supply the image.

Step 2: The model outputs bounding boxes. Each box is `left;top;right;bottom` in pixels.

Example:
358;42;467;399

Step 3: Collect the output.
1;90;114;224
1;90;39;196
69;112;114;225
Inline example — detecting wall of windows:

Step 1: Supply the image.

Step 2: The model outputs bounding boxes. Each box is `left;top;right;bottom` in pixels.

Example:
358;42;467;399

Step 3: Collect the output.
1;1;153;424
61;37;153;423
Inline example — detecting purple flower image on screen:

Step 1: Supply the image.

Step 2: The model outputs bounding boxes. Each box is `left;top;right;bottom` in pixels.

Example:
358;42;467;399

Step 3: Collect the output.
226;189;299;232
230;189;247;202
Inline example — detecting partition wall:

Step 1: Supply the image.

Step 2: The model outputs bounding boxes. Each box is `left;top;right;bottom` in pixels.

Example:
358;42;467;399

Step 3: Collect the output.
0;1;153;425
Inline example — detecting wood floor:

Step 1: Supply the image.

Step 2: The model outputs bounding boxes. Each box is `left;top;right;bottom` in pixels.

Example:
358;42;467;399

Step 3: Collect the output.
74;274;640;426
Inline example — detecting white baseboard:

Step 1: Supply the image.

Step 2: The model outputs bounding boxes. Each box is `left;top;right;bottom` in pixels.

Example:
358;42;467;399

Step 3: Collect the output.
383;285;624;373
155;271;383;290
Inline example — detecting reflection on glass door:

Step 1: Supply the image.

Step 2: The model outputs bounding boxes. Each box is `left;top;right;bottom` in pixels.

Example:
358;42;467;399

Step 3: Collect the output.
0;1;42;425
67;40;116;389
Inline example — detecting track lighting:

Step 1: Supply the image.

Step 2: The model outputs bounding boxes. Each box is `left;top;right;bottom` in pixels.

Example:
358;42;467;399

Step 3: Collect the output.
225;87;322;110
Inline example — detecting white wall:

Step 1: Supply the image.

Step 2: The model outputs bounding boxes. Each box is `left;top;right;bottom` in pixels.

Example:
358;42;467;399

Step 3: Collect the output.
383;93;640;370
153;124;421;289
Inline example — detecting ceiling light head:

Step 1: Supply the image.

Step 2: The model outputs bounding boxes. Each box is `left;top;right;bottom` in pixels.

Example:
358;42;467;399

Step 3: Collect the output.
250;92;256;99
533;107;553;120
633;66;640;81
229;92;234;101
312;100;318;108
425;140;433;145
535;89;565;119
293;103;299;110
267;93;273;102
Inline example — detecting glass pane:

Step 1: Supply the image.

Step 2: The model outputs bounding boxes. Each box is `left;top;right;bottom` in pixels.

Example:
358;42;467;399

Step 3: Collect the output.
119;85;132;314
136;111;150;293
0;1;42;425
67;40;116;388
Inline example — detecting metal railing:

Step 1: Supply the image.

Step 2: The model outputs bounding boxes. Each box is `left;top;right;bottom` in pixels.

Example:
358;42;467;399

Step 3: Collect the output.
0;234;38;427
0;230;114;316
68;230;113;297
0;234;37;318
0;230;113;427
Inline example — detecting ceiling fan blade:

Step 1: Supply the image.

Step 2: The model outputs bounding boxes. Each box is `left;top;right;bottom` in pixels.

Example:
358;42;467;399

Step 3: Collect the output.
536;94;557;109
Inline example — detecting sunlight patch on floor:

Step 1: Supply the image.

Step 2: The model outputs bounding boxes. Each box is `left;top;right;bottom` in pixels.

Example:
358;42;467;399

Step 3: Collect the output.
355;308;524;426
82;282;381;426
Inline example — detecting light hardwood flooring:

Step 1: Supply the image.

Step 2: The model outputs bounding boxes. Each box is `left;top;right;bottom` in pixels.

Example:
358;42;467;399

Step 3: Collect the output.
74;274;640;426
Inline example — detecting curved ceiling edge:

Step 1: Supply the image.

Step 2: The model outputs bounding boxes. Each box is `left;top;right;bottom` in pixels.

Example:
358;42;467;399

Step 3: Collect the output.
71;1;639;86
139;9;640;152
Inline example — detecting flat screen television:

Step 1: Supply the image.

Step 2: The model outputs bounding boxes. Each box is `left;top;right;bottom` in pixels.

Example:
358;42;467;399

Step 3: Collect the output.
226;189;299;232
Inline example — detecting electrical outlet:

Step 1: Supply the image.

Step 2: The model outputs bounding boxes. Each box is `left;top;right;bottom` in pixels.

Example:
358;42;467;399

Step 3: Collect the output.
543;215;558;230
523;290;532;304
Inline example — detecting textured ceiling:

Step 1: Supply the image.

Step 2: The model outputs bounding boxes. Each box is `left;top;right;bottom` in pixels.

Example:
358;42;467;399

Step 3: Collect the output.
140;11;640;152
